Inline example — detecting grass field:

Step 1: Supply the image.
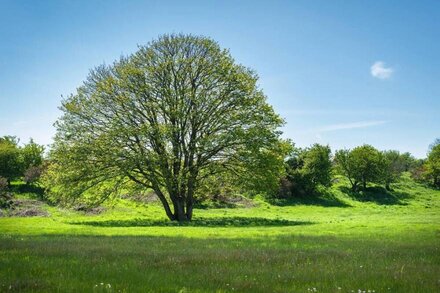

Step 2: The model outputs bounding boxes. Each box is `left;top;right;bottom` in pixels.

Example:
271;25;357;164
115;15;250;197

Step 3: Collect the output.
1;174;439;292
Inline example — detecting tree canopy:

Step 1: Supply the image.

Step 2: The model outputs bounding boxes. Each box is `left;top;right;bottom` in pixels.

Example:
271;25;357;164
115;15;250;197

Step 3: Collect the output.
335;145;383;191
0;137;45;186
424;139;440;187
0;136;22;184
47;34;288;221
283;144;332;197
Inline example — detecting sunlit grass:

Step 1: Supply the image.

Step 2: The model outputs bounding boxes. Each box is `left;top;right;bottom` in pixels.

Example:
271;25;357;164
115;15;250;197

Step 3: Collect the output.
0;174;439;292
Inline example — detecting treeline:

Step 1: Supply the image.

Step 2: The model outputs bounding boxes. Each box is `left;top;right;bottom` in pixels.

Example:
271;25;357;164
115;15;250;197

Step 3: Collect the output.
277;141;439;198
0;135;439;201
0;136;45;187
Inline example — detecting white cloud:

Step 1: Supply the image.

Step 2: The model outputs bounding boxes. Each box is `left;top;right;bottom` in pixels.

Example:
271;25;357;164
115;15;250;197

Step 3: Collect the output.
370;61;393;79
318;120;388;132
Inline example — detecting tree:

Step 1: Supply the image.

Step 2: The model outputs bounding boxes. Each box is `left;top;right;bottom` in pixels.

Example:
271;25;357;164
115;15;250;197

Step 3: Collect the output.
47;34;286;221
21;139;45;170
0;136;22;185
301;144;332;189
283;144;332;196
335;145;382;191
424;139;440;187
381;150;406;190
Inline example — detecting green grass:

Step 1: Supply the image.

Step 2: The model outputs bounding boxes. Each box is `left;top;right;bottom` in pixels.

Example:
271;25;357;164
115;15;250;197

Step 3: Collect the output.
0;174;439;292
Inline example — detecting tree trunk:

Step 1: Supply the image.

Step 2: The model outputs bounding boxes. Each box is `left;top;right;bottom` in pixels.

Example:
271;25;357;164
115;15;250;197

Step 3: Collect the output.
153;187;176;221
362;180;367;190
351;181;358;192
186;199;193;220
185;175;196;221
173;198;189;222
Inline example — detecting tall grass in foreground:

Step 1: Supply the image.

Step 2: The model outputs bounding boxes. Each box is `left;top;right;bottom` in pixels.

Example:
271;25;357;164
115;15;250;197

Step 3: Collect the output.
0;234;438;292
0;175;439;292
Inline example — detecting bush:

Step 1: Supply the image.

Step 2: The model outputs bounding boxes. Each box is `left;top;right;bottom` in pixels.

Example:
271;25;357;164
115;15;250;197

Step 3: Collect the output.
24;165;44;185
0;137;22;184
280;144;332;197
0;177;7;191
0;176;13;209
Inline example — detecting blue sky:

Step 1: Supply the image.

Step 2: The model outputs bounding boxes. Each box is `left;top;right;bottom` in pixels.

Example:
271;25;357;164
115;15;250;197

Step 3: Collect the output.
0;0;439;158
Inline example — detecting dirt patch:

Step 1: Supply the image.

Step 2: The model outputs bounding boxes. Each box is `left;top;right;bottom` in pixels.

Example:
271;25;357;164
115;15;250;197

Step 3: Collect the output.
10;207;49;217
121;190;159;204
73;204;106;215
216;194;258;208
2;198;50;217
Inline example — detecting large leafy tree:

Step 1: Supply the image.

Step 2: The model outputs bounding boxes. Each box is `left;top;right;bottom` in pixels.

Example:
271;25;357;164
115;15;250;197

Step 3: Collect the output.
47;34;286;221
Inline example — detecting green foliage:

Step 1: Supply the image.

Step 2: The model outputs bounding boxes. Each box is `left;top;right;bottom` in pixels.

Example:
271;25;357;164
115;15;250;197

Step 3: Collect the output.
335;145;383;191
47;34;286;221
234;139;292;196
21;139;44;170
301;144;332;188
0;177;13;208
0;137;45;185
423;139;440;187
380;150;408;190
0;136;22;183
23;165;45;185
282;144;332;197
1;175;439;292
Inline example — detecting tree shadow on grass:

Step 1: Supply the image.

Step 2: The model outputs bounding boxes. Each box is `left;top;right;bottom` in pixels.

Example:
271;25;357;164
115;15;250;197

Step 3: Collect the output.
70;217;313;227
10;183;46;200
339;186;412;205
268;189;351;208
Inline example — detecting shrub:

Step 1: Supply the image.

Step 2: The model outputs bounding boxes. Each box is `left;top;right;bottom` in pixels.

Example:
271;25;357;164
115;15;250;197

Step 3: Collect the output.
0;176;13;209
281;144;332;197
24;165;44;185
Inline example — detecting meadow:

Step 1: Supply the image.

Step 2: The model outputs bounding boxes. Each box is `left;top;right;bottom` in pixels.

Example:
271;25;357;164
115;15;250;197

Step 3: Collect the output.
0;174;439;292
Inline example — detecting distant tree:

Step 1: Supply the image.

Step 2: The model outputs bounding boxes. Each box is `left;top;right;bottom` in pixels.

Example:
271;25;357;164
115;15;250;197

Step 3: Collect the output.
381;150;406;190
335;145;382;191
283;144;332;196
424;139;440;187
21;139;44;170
0;136;22;185
399;152;418;171
46;34;287;221
301;144;332;189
